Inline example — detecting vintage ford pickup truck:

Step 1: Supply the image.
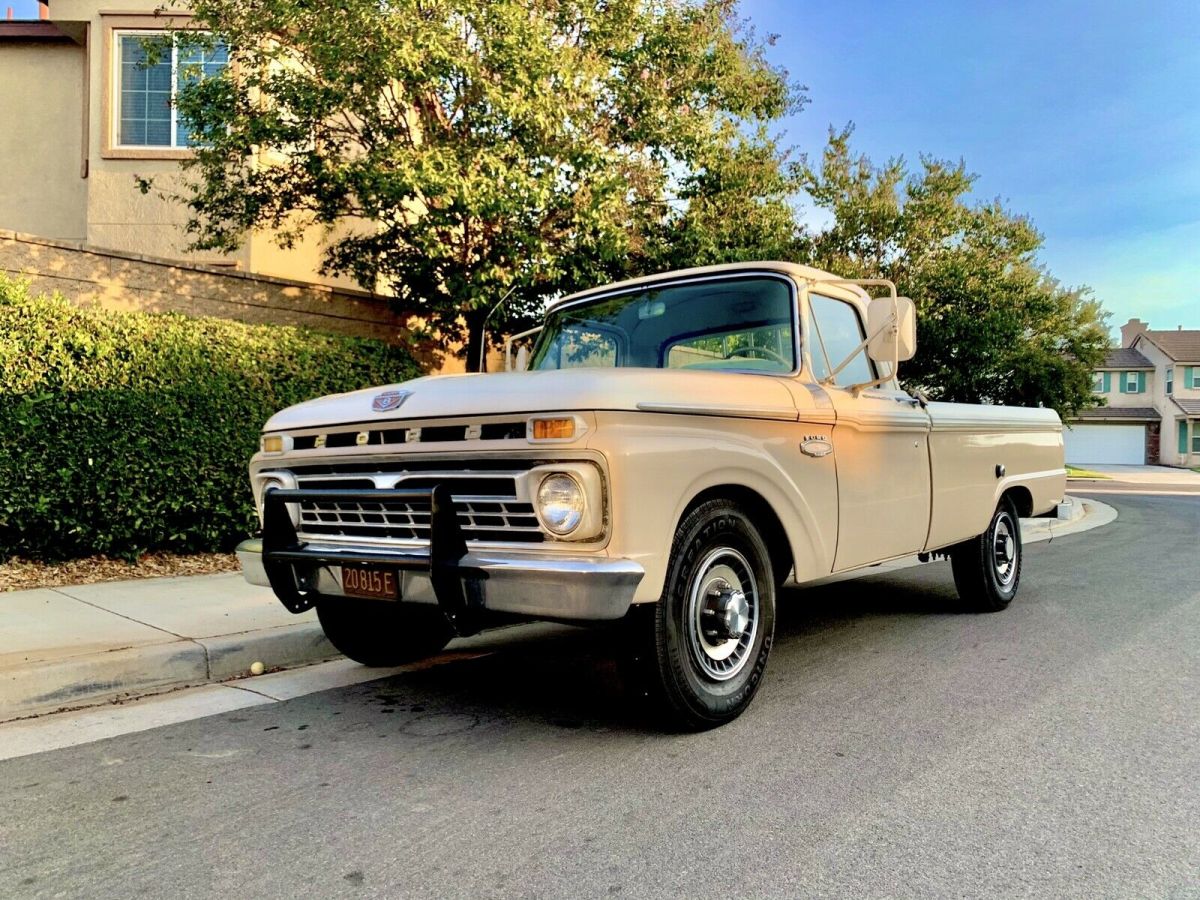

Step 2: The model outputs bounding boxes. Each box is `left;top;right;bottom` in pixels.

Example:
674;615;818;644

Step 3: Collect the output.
238;262;1065;728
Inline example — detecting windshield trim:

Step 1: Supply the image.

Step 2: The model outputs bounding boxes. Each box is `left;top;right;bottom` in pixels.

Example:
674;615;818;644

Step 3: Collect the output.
536;270;803;378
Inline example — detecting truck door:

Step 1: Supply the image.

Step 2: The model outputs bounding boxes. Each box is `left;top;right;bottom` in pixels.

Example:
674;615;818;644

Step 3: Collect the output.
806;293;931;572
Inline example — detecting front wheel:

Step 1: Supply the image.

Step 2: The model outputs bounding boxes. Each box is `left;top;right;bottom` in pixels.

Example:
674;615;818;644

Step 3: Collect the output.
633;499;776;731
950;495;1023;612
316;598;454;666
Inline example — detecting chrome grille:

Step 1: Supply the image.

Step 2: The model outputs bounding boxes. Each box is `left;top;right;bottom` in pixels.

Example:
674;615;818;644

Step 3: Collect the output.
281;467;545;544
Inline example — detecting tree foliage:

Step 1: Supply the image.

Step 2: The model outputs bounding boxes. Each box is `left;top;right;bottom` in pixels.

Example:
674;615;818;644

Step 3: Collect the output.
798;127;1110;417
167;0;804;368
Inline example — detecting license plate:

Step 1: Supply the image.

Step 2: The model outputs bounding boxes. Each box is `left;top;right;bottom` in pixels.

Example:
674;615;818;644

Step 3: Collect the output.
340;565;399;600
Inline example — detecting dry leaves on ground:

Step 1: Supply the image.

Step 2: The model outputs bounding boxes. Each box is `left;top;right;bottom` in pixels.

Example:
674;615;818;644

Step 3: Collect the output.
1;552;241;592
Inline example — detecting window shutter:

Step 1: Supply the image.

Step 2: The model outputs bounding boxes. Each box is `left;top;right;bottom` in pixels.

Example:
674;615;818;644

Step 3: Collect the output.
1137;372;1146;393
1187;366;1196;388
1182;421;1189;455
1102;372;1111;393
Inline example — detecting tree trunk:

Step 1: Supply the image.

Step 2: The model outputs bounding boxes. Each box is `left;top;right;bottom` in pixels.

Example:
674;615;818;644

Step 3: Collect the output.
463;309;487;373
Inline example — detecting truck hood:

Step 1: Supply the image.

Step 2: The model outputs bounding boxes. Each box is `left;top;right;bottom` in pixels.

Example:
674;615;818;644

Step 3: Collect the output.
263;368;799;431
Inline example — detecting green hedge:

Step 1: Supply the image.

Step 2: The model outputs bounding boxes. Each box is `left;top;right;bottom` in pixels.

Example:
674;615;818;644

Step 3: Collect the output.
0;276;420;561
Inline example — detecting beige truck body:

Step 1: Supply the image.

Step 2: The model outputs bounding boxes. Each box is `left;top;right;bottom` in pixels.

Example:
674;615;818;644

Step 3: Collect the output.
240;262;1065;617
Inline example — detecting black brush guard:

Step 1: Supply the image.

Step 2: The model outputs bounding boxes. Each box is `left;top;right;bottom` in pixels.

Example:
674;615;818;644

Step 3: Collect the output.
261;484;486;636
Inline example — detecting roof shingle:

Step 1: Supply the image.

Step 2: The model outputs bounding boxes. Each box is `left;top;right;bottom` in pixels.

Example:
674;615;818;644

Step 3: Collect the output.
1071;406;1160;421
1173;399;1200;416
1098;348;1154;369
1136;330;1200;362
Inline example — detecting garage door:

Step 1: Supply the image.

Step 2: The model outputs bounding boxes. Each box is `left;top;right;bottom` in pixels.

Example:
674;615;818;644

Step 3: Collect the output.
1063;423;1145;465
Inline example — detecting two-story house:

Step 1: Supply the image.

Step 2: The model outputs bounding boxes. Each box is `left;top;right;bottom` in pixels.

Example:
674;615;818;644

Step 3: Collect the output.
1066;318;1200;467
0;0;479;363
0;0;354;283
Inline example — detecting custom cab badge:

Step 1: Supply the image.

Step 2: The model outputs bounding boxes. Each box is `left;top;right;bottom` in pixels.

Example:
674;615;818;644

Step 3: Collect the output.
800;435;833;458
371;389;411;412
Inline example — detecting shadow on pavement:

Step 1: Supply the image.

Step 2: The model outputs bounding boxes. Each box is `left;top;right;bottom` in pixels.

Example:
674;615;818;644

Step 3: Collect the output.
317;563;966;735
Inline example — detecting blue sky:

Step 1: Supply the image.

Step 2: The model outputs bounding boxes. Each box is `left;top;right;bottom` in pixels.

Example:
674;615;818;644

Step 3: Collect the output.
740;0;1200;333
12;0;1196;333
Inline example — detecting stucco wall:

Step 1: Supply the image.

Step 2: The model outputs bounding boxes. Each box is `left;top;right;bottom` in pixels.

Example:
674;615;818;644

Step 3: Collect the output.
86;166;254;269
1094;368;1154;407
0;41;88;240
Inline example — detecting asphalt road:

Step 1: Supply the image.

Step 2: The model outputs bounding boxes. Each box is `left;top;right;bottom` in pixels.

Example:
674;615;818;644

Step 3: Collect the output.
3;493;1198;899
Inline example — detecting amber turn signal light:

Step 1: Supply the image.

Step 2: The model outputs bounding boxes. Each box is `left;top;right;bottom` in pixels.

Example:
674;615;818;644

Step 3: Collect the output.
529;417;576;441
261;434;285;453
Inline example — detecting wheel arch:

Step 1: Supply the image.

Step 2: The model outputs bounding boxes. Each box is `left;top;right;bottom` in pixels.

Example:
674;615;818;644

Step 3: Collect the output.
1000;484;1034;518
677;483;797;588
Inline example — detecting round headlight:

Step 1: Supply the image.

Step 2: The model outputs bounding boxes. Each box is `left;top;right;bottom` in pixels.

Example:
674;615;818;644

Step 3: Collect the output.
536;473;585;535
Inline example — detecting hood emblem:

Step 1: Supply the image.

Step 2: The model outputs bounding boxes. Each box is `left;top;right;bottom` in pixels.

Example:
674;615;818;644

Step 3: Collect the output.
800;436;833;458
371;389;411;412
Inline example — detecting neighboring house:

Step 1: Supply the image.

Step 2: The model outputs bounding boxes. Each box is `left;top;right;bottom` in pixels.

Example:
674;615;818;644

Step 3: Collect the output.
1066;317;1200;467
0;0;491;364
0;0;350;284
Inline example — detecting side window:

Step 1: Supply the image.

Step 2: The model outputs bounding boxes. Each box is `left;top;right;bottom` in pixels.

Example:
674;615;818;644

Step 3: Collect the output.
1092;372;1105;393
807;294;874;386
539;326;618;369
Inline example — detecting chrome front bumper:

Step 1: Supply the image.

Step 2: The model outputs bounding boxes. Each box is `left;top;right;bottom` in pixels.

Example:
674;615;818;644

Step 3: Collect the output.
237;537;644;623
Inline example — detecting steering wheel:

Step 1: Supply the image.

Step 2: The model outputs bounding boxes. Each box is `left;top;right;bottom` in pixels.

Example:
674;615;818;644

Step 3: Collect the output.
725;345;791;367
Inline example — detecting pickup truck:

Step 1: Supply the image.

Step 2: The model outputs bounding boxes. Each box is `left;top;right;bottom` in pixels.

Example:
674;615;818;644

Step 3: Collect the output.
237;262;1065;729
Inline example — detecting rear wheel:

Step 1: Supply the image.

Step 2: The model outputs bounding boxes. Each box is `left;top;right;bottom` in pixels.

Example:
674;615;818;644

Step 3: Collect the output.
632;499;776;731
950;496;1023;612
316;598;454;666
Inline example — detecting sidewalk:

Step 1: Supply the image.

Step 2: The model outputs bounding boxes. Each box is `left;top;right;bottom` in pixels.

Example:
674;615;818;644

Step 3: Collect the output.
0;494;1115;723
2;575;335;722
1067;464;1200;485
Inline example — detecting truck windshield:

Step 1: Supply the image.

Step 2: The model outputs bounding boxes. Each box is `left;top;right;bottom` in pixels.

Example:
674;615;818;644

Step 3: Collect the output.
529;275;797;372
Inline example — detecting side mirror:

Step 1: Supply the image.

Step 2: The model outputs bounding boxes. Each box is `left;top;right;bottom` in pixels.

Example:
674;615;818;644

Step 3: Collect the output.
866;296;916;363
504;325;543;371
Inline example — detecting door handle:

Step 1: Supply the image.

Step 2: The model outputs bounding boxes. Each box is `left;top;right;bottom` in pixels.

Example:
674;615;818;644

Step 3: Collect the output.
893;396;920;407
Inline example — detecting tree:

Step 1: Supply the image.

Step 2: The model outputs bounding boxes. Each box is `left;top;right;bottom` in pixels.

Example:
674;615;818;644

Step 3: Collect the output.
165;0;804;369
798;126;1110;417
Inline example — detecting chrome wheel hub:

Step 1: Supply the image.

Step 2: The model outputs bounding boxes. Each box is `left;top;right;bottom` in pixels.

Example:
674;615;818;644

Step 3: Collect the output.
687;549;759;681
702;585;750;643
992;513;1018;586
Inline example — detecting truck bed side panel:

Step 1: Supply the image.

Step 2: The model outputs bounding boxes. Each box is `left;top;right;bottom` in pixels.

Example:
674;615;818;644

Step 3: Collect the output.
925;402;1066;551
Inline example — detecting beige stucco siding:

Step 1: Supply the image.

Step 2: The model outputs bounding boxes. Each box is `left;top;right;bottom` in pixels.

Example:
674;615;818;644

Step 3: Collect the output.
0;41;88;240
1093;368;1154;407
248;225;367;294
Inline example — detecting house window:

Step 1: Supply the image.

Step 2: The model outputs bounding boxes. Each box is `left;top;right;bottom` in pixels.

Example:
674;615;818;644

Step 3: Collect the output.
1166;367;1174;395
1092;372;1104;393
1125;371;1139;393
1193;368;1200;389
115;32;227;149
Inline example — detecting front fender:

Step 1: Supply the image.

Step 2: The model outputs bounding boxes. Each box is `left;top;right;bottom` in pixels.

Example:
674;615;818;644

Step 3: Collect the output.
591;412;837;603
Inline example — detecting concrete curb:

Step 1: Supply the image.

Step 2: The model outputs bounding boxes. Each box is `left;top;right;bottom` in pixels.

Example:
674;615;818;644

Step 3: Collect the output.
1022;495;1117;544
1;621;336;723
